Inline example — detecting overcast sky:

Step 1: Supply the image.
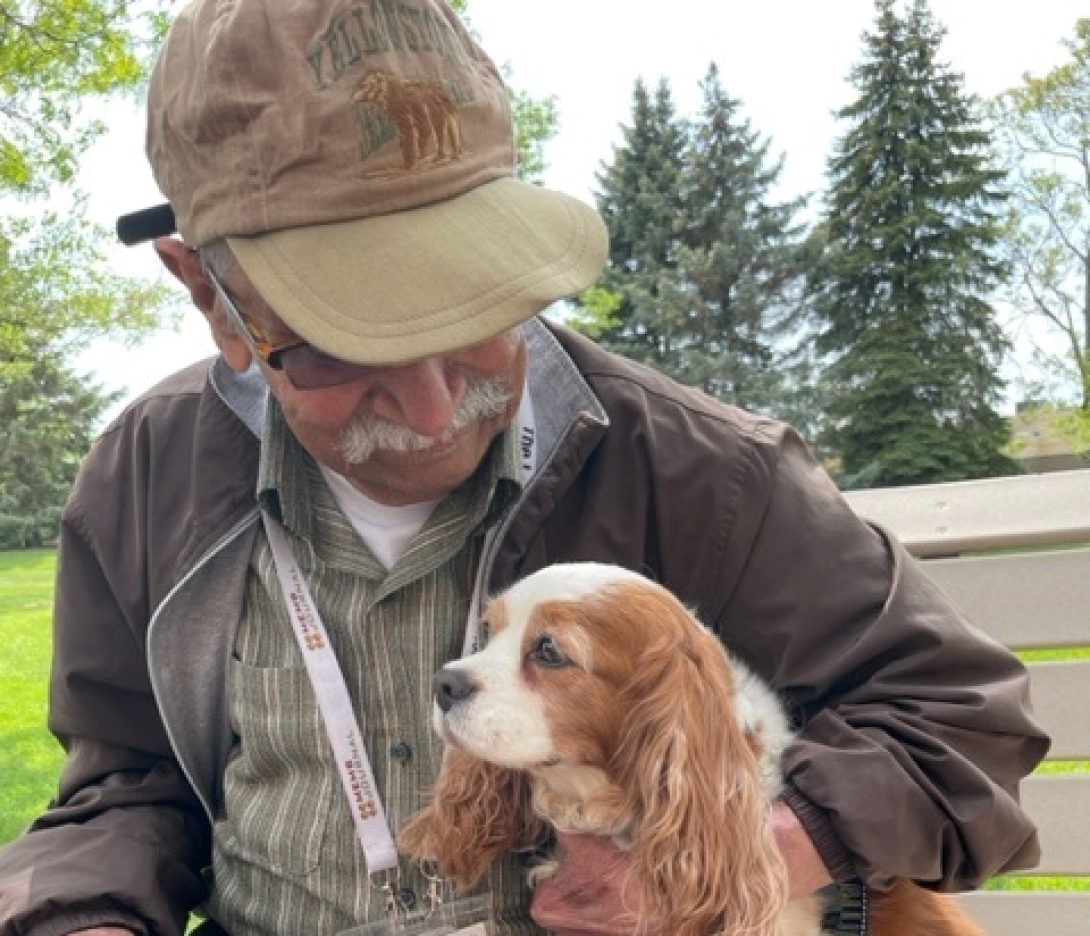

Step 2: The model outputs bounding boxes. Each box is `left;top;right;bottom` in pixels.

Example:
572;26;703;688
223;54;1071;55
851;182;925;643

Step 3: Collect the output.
76;0;1086;412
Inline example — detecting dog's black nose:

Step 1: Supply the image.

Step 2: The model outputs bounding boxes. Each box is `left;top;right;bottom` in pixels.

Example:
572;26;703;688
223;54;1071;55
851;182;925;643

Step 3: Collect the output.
433;668;477;713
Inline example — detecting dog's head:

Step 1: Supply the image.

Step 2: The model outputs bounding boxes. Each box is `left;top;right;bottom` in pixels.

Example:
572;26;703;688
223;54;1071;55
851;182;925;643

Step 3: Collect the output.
432;562;654;772
400;562;789;936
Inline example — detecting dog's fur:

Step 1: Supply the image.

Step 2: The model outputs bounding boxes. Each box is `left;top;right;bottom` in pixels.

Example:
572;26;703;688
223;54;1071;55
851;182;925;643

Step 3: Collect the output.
400;562;987;936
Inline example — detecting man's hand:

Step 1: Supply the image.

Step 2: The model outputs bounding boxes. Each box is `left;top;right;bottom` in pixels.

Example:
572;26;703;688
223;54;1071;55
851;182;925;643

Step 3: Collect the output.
530;804;832;934
770;800;833;898
530;833;651;935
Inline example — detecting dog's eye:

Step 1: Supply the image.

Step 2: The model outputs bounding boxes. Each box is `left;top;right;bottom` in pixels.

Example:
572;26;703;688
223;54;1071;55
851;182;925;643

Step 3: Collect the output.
529;635;569;668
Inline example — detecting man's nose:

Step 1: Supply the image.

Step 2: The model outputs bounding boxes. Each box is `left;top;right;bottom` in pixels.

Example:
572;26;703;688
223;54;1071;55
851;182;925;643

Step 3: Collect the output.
368;357;464;437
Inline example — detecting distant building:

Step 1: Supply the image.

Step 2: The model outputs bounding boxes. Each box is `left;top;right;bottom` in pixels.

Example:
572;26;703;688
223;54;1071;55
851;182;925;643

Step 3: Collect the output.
1008;405;1090;473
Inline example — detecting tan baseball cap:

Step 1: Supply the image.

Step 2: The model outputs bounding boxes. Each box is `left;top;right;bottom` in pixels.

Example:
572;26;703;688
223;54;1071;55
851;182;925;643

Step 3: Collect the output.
140;0;608;365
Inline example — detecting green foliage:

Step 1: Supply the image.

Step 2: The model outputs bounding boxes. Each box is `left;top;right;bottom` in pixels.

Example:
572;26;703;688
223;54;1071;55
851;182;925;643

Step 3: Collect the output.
0;211;170;548
566;284;623;339
0;2;178;541
508;81;559;183
992;18;1090;410
672;64;811;415
1057;405;1090;448
0;209;170;361
1012;403;1090;456
812;0;1016;487
592;76;689;369
0;0;167;195
0;548;64;843
0;0;175;361
588;69;813;422
453;1;559;183
0;356;118;549
595;77;689;335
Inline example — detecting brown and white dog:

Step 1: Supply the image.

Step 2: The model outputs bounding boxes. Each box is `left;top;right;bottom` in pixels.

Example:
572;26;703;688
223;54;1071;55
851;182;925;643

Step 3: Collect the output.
400;562;987;936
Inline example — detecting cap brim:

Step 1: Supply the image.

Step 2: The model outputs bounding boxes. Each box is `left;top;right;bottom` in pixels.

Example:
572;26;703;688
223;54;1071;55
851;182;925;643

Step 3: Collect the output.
226;177;607;366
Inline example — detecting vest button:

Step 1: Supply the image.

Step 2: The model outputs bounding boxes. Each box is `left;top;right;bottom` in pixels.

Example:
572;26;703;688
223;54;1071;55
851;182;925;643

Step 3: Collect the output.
390;741;413;763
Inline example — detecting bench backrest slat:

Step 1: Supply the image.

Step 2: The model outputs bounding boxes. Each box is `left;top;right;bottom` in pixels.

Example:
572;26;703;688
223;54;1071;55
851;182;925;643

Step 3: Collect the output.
954;891;1090;932
923;549;1090;650
1016;775;1090;876
845;469;1090;557
1015;661;1090;761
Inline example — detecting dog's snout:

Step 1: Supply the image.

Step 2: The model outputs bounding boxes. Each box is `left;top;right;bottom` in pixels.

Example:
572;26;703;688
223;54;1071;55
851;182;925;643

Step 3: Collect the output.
433;667;477;713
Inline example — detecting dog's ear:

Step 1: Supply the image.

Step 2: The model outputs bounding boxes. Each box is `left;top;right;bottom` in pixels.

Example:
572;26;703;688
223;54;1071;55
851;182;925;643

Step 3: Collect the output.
610;608;788;936
399;746;546;891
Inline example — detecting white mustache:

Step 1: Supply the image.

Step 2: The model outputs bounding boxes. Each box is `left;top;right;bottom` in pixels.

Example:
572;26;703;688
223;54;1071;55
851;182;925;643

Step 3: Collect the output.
338;378;515;464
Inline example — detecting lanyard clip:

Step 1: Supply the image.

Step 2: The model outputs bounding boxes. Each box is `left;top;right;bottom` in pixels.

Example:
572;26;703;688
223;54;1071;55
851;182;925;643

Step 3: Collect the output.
373;869;403;919
418;860;448;917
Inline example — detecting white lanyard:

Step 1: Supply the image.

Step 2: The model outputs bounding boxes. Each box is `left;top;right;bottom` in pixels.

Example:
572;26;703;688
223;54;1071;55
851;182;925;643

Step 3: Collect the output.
261;390;537;879
264;514;400;874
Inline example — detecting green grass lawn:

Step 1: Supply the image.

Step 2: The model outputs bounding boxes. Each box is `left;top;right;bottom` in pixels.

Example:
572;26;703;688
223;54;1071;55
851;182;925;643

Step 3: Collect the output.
0;549;65;844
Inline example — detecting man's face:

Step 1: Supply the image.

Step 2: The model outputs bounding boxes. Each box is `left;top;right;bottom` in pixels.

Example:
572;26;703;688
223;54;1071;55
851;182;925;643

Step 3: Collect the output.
215;270;528;506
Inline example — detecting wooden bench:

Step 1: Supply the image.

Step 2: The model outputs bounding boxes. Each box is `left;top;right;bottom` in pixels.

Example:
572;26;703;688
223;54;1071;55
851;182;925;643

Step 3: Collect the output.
844;468;1090;934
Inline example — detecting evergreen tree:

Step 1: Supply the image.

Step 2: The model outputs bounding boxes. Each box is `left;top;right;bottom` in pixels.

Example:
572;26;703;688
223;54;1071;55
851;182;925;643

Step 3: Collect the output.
812;0;1016;487
593;77;690;370
591;70;812;419
0;355;120;548
673;63;809;412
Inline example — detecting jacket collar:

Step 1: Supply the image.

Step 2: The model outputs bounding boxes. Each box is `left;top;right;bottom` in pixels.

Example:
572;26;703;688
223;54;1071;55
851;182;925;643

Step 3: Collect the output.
210;357;267;437
523;317;609;476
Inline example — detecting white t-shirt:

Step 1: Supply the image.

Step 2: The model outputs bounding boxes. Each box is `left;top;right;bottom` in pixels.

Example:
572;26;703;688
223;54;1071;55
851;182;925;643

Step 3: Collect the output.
319;466;439;570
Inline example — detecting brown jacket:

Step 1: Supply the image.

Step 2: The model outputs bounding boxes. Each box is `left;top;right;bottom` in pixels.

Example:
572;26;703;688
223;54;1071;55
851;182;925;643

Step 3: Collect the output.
0;320;1048;936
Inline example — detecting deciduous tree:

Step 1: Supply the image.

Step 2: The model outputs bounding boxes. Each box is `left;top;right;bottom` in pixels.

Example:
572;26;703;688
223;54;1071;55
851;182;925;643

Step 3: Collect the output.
992;18;1090;411
1;0;172;363
0;0;166;194
452;0;559;183
1;1;173;544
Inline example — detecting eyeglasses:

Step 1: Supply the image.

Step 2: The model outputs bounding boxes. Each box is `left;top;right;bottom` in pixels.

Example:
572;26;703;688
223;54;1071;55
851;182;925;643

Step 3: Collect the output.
203;264;372;391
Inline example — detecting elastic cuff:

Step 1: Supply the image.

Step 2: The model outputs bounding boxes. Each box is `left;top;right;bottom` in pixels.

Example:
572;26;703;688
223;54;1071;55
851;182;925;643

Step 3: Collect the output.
780;784;857;884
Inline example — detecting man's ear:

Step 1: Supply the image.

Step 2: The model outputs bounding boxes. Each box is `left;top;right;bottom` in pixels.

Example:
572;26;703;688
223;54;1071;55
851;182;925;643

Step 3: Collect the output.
153;237;216;312
153;237;253;372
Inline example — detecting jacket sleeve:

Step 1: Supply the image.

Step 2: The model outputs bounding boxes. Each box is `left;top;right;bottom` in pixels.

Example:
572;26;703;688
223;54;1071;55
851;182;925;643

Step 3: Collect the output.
717;427;1050;892
0;510;211;936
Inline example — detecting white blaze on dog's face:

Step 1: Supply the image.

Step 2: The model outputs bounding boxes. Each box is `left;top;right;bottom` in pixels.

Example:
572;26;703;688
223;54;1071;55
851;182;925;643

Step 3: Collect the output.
432;563;650;770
